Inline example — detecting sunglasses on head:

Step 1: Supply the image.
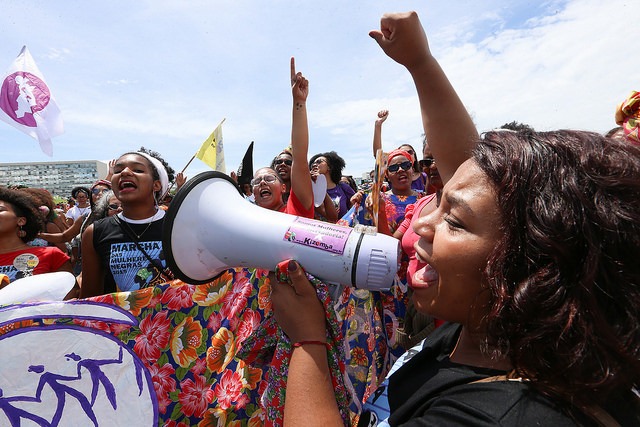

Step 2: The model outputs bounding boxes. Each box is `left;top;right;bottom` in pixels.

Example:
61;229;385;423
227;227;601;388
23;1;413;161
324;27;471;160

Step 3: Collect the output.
108;203;121;210
387;161;413;173
251;174;279;187
419;158;436;168
274;158;293;166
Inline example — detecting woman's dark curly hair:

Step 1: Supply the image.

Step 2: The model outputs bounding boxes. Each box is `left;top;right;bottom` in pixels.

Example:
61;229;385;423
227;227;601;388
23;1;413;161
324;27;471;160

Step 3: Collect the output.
19;188;56;223
0;187;44;242
309;151;346;185
473;129;640;410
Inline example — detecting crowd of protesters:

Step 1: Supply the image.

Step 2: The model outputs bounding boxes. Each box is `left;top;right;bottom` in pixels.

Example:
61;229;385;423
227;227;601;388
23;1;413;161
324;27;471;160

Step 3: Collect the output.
1;9;639;425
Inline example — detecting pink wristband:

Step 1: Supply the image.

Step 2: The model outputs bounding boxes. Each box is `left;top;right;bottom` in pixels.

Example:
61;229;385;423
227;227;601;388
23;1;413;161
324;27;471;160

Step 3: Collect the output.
293;340;329;349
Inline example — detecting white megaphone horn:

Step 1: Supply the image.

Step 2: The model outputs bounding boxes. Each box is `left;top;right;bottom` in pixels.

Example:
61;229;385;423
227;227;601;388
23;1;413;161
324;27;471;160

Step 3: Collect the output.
162;172;400;290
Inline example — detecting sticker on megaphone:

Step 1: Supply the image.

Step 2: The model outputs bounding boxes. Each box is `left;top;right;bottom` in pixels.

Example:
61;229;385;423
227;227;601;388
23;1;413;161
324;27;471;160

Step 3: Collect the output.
163;172;400;290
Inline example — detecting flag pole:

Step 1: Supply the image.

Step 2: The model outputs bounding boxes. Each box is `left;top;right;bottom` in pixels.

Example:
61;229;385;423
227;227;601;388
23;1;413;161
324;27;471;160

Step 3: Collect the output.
160;117;227;201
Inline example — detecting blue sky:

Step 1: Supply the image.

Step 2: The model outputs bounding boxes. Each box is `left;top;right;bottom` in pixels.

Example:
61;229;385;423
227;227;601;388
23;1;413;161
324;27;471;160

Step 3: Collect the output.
1;0;638;179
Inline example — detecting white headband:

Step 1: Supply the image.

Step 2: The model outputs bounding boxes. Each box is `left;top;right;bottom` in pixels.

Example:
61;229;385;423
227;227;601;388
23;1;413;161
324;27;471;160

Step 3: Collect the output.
135;152;169;197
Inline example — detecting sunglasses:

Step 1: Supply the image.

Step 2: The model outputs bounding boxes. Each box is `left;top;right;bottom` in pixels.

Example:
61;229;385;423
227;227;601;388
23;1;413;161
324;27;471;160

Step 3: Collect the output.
108;203;122;210
387;161;413;173
404;149;415;156
251;174;279;187
311;158;327;167
274;158;292;166
92;188;107;195
419;158;436;168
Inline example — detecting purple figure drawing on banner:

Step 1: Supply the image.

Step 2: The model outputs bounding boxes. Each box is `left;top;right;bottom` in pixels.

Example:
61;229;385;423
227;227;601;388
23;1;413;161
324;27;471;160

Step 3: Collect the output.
0;301;157;426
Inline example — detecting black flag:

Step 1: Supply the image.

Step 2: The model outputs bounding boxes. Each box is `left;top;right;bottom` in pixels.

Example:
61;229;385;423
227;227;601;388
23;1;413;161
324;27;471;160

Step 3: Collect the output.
236;141;254;185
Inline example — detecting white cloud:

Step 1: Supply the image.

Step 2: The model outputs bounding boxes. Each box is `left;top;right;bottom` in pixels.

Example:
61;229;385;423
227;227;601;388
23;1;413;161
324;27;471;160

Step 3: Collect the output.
1;0;639;179
45;47;72;61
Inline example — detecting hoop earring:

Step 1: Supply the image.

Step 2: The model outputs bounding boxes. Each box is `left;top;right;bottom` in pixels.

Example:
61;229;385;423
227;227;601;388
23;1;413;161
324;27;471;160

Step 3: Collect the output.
17;225;26;239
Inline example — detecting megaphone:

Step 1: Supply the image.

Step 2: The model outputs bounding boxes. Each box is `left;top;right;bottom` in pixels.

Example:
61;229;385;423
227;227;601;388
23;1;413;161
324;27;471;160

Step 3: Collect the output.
162;172;400;290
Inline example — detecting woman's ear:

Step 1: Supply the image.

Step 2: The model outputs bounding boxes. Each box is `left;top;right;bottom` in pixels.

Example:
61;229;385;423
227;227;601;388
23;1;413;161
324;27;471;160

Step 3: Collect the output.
152;180;162;193
16;216;26;227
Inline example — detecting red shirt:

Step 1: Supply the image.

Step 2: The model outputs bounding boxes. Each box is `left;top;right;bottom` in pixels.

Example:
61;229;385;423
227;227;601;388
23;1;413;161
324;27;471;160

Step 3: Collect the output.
0;246;70;282
279;188;314;219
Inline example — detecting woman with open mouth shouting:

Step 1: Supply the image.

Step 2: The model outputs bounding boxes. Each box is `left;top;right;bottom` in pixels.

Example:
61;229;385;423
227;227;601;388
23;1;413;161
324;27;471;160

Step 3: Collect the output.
80;147;175;298
270;11;640;427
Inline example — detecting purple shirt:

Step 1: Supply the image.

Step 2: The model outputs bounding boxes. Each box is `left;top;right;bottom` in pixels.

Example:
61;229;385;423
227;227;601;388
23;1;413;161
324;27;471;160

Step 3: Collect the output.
327;182;356;218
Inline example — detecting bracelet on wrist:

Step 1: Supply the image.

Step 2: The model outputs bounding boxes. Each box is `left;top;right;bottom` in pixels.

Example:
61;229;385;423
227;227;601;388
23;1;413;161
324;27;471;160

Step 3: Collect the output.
293;340;329;349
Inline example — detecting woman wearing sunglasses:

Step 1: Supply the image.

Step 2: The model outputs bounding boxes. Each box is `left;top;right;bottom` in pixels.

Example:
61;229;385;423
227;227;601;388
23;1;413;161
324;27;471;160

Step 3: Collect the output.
270;149;293;202
373;110;429;192
309;151;355;219
252;58;314;219
373;149;424;234
65;187;91;227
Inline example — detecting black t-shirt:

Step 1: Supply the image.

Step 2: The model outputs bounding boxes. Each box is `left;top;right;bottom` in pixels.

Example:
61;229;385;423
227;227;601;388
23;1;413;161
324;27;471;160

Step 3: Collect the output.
92;215;166;294
388;323;613;426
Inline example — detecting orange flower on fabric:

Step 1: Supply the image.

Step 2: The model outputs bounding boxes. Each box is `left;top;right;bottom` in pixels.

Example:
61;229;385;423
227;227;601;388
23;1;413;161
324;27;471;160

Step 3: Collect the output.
113;286;154;317
236;360;262;390
192;271;234;306
197;408;227;427
170;316;203;368
206;327;236;374
247;409;265;427
257;278;272;315
351;347;368;366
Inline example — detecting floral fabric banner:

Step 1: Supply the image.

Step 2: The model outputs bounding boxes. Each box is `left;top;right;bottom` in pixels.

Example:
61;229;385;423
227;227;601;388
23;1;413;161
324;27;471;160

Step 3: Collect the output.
0;267;407;426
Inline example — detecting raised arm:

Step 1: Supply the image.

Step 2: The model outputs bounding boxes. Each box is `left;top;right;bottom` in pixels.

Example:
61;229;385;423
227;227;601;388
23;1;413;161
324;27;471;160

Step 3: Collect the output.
40;214;84;243
289;57;314;211
105;159;116;182
372;109;389;158
370;12;478;183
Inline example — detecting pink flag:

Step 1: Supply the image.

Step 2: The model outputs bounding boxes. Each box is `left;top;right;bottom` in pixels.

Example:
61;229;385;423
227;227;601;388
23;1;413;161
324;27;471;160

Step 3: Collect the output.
0;46;63;156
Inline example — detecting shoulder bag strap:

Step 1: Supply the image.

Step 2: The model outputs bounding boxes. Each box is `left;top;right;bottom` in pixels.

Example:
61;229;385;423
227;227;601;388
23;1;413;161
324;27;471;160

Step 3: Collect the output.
114;216;173;281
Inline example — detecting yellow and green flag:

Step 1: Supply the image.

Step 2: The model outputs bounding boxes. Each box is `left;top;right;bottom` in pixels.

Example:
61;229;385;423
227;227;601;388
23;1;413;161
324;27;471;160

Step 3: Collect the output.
196;122;225;172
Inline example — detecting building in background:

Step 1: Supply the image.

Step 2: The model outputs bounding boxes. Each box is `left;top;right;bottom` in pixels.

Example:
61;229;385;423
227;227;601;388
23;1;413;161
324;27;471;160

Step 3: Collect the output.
0;160;109;197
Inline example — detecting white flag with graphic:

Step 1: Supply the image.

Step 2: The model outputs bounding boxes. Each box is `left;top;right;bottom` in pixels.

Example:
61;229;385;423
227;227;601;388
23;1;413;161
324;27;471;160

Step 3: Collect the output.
0;46;64;156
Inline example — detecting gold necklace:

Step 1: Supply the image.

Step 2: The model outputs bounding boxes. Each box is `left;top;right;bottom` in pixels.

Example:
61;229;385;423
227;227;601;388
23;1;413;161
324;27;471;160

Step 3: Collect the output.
122;219;153;240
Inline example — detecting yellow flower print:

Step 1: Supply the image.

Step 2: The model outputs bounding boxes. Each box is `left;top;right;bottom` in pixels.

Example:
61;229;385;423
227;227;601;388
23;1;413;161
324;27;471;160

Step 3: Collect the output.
206;327;236;374
170;316;203;367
